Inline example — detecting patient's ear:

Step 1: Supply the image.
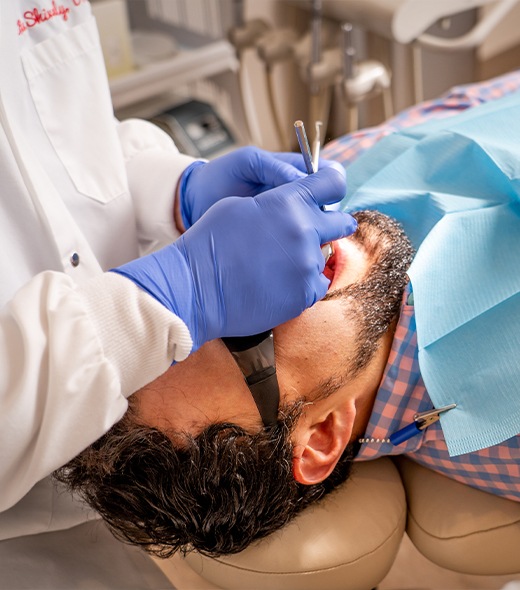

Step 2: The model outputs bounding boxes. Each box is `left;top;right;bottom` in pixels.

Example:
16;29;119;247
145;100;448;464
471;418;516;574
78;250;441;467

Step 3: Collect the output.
292;403;354;485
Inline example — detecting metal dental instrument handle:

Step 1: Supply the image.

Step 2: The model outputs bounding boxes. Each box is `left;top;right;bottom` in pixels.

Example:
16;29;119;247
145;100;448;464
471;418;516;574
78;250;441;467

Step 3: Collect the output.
294;119;322;173
294;120;315;174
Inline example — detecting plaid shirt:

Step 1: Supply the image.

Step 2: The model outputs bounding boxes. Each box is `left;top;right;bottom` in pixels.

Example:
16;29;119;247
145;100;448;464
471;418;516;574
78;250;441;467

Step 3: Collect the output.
321;70;520;502
355;287;520;502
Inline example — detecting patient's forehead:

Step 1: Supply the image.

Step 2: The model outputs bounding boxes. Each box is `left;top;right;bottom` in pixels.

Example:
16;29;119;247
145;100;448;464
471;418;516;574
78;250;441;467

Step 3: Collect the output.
169;339;252;398
179;339;237;374
135;339;262;433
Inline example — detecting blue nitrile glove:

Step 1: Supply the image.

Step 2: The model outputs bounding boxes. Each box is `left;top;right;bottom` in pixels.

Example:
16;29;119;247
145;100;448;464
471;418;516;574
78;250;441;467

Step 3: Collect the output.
179;146;341;228
114;166;355;352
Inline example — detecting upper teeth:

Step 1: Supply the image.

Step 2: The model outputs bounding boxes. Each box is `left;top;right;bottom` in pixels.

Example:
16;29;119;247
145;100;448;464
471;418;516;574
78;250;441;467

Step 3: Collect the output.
321;242;334;263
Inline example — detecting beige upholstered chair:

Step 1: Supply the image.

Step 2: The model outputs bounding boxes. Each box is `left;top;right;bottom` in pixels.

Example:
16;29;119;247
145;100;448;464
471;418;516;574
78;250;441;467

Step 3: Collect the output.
182;456;520;589
183;458;406;590
395;457;520;576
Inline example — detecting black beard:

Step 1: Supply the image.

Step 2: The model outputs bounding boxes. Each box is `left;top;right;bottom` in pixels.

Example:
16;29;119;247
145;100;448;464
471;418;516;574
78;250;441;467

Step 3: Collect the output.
323;210;415;377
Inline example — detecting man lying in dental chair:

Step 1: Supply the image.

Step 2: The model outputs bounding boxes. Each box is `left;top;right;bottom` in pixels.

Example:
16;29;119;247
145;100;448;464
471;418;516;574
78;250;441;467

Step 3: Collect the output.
55;69;520;558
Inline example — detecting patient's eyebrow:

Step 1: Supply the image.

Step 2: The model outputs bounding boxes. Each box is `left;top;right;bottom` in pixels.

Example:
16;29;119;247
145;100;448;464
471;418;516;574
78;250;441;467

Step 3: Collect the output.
310;374;349;402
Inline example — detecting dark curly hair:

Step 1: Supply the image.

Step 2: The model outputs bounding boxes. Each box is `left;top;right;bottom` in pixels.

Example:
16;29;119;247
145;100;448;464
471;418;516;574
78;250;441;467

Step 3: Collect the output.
54;401;358;558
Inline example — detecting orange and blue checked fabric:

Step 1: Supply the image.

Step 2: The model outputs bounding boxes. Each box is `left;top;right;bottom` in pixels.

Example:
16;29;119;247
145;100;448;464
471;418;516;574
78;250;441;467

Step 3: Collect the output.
355;286;520;502
323;70;520;502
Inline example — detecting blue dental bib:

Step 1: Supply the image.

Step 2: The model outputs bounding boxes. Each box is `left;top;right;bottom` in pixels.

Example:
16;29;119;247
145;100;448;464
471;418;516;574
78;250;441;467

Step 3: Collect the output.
343;93;520;456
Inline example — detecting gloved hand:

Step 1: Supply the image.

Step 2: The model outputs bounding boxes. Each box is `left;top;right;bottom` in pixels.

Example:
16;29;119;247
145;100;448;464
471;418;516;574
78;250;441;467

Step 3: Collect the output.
179;146;340;228
114;166;355;352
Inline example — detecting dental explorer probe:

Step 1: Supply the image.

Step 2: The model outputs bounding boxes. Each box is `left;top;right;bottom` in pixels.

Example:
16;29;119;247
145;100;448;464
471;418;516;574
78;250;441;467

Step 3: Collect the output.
312;121;322;173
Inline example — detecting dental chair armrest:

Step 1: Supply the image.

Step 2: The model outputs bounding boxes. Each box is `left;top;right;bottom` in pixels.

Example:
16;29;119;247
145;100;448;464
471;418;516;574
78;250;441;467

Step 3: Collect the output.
394;456;520;575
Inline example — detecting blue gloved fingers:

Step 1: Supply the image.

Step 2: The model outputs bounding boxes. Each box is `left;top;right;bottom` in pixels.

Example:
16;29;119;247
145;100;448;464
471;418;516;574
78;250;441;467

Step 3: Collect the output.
115;167;355;354
255;166;355;245
315;208;358;245
233;147;305;187
190;147;301;192
179;161;206;229
299;168;357;242
314;272;334;303
178;187;349;343
273;152;345;174
180;147;308;228
259;166;347;208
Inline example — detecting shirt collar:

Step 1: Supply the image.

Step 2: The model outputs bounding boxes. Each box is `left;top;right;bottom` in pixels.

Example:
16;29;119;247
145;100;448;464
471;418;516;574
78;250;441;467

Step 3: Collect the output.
355;284;434;460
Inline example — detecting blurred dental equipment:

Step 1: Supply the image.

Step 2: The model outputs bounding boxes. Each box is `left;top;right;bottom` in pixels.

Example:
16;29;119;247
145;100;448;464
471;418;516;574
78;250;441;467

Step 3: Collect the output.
409;0;520;102
309;0;326;125
340;22;393;132
256;27;299;150
254;0;520;141
125;0;520;152
227;0;270;146
291;3;392;135
292;0;340;135
314;0;520;108
228;0;297;149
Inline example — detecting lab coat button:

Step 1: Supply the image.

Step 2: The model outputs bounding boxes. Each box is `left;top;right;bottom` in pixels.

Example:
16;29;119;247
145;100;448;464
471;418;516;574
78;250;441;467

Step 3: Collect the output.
70;252;80;267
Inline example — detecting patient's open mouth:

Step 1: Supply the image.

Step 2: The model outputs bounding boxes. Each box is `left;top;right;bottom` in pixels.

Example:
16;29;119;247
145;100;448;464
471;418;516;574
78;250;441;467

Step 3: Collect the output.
323;242;336;284
322;237;356;291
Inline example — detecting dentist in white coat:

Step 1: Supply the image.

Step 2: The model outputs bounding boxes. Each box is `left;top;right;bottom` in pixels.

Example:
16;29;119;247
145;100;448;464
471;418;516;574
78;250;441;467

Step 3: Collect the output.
0;2;355;587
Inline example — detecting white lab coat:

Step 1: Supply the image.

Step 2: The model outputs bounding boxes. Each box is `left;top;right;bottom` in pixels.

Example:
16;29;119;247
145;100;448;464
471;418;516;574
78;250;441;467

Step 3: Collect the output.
0;1;197;580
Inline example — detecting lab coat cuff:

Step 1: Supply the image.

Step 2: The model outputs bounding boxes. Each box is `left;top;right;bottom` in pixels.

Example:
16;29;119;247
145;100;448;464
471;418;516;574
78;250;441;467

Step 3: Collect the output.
128;149;200;253
78;272;193;397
